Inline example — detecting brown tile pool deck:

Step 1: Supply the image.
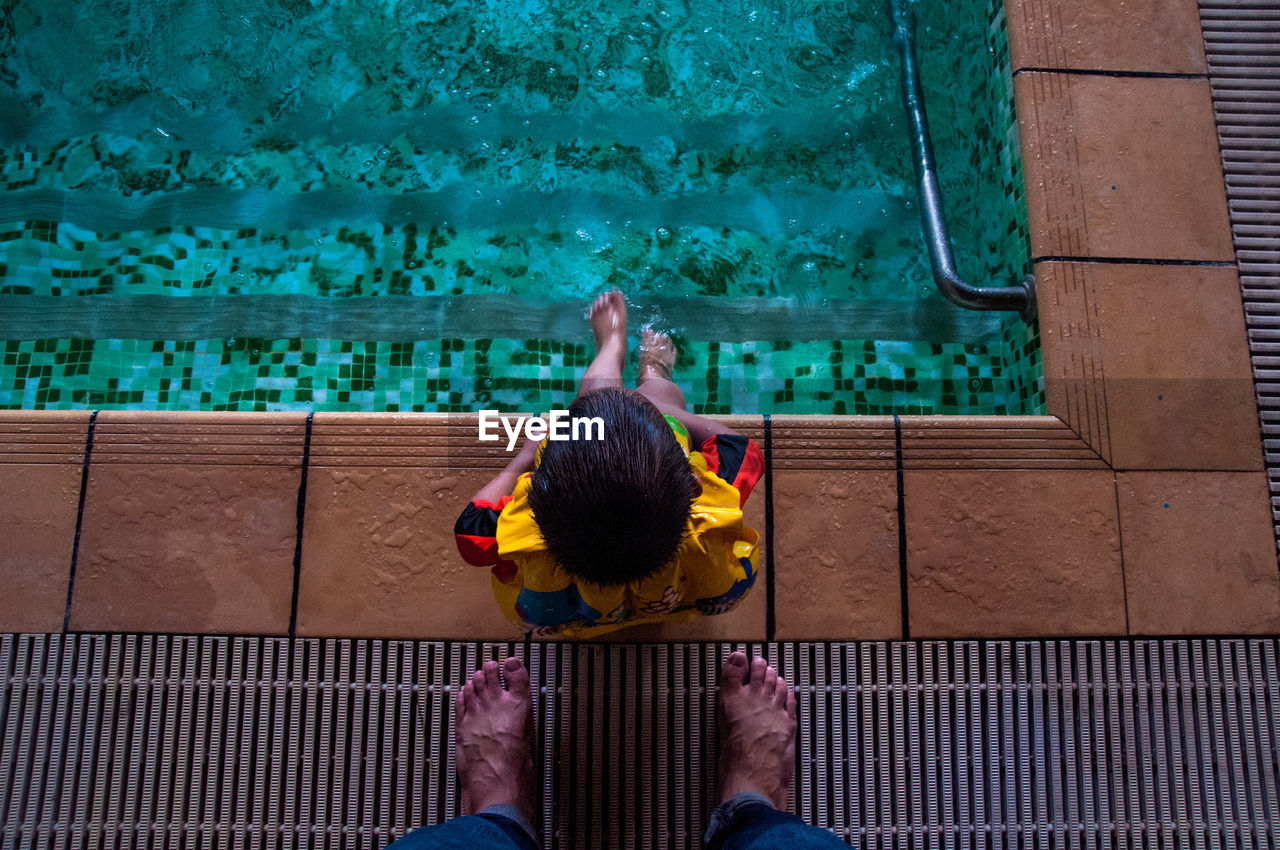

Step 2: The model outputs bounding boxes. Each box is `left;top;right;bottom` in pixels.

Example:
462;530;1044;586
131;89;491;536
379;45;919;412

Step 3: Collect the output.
1;0;1276;641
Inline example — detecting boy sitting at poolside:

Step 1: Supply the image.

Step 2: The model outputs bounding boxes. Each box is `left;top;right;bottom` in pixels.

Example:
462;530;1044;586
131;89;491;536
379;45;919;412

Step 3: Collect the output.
454;290;764;638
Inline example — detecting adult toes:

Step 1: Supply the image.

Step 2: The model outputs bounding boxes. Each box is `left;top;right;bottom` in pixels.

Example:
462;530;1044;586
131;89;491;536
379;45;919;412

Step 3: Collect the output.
721;651;749;689
774;676;790;705
503;655;530;696
481;659;503;698
763;664;778;693
750;656;768;689
459;677;476;716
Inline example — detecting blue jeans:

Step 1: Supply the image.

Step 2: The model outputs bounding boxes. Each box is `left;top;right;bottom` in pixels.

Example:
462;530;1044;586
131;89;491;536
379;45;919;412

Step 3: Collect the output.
386;793;849;849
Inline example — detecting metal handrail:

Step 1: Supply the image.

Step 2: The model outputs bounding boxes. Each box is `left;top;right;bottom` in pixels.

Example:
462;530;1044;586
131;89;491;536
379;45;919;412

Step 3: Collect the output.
890;0;1036;322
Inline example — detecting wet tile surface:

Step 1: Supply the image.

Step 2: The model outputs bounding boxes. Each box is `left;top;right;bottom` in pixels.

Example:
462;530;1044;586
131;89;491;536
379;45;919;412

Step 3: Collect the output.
1017;74;1232;262
769;415;897;470
0;464;82;632
0;412;89;632
297;415;513;638
1039;262;1261;470
1007;0;1206;74
898;415;1106;469
297;466;520;639
71;463;301;634
1118;472;1280;635
904;469;1125;637
69;413;305;634
1036;262;1112;462
771;469;901;640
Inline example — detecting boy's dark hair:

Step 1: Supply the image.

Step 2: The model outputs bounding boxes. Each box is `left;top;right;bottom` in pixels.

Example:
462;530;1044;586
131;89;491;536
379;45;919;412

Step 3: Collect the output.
527;386;700;587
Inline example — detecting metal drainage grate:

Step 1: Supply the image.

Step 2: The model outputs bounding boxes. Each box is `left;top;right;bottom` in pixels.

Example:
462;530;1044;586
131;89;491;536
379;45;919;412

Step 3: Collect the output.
2;635;1279;848
1201;0;1280;554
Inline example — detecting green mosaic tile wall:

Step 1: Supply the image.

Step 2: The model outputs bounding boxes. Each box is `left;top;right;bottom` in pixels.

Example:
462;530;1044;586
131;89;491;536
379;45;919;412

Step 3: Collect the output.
2;336;1017;415
0;0;1042;415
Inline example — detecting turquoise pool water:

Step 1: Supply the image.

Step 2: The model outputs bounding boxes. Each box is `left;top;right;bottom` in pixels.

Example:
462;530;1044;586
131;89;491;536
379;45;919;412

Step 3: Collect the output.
0;0;1042;414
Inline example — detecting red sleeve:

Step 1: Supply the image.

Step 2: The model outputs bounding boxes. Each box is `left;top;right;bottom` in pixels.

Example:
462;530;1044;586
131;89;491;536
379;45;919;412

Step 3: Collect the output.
698;435;764;507
454;498;517;581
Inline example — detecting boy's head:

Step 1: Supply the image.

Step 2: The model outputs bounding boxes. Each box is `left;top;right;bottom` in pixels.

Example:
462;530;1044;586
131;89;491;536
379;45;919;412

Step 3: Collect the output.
527;386;700;587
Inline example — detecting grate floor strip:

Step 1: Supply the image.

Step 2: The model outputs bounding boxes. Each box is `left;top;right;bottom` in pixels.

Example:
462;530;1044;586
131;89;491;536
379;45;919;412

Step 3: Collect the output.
2;636;1279;849
1202;0;1280;558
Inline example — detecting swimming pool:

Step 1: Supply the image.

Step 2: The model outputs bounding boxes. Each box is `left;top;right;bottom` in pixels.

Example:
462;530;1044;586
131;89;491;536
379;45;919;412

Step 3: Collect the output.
0;0;1041;414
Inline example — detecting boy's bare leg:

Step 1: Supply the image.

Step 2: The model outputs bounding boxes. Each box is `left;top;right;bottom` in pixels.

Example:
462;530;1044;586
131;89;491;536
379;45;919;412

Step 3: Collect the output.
635;325;686;411
454;657;536;825
578;289;628;396
717;651;797;810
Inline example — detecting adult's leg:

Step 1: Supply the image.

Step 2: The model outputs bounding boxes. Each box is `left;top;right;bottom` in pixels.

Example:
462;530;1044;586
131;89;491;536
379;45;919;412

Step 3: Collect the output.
578;289;628;397
703;653;848;850
387;657;539;850
387;812;536;850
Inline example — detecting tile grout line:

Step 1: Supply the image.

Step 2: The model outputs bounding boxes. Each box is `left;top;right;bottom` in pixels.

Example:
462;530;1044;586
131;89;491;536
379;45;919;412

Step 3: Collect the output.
1033;255;1236;267
1080;264;1111;465
1111;467;1263;474
1013;67;1207;80
894;415;910;641
1071;261;1105;464
1085;265;1115;468
763;414;775;643
63;410;97;634
1113;470;1131;636
288;412;314;639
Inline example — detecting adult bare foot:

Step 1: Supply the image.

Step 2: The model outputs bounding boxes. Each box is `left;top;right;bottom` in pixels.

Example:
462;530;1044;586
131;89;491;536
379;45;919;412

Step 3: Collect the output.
579;289;627;392
454;656;535;824
638;325;677;383
717;651;797;810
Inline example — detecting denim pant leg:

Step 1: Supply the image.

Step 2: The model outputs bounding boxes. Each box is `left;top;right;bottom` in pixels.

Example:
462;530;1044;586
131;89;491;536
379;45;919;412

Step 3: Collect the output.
704;792;849;850
386;806;539;850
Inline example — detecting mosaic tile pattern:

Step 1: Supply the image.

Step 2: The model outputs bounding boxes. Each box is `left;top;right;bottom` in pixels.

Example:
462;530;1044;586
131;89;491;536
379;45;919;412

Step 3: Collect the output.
920;0;1033;293
0;218;929;303
1000;312;1046;415
1;336;1016;414
0;0;1040;415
